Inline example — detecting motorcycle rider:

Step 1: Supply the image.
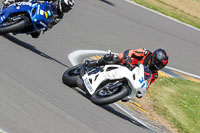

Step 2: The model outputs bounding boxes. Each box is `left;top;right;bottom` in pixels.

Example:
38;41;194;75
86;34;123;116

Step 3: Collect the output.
86;48;169;100
2;0;74;38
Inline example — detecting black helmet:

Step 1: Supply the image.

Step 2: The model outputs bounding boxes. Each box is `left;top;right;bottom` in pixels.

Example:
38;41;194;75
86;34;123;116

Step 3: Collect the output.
58;0;74;13
151;48;168;70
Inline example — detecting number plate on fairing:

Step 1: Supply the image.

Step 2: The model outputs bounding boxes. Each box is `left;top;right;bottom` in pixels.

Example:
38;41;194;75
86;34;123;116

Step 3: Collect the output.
83;78;93;94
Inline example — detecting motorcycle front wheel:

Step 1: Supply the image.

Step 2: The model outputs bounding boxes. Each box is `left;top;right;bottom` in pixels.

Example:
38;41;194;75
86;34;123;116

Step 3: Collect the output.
0;16;29;35
62;64;81;87
90;85;129;105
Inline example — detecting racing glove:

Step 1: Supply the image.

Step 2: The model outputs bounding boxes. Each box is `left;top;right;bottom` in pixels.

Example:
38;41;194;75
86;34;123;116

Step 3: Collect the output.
85;60;97;68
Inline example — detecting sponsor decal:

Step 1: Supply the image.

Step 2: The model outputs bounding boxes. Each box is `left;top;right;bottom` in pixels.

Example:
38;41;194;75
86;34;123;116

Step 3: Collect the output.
0;16;5;21
83;78;93;92
139;77;146;88
15;2;32;6
141;82;145;88
32;3;37;7
44;11;48;18
10;2;37;7
37;5;40;15
139;77;144;84
40;10;44;15
39;21;47;27
47;11;51;16
162;60;168;65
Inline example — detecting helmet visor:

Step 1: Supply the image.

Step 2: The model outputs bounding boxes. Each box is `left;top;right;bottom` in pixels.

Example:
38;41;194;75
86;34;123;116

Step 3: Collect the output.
152;57;164;70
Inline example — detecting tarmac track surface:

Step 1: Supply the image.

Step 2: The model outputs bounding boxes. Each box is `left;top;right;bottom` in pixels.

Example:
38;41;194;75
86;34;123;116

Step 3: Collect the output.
0;0;199;133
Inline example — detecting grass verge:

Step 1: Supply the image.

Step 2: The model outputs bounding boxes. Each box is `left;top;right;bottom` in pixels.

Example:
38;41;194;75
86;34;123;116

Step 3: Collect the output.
131;0;200;29
146;77;200;133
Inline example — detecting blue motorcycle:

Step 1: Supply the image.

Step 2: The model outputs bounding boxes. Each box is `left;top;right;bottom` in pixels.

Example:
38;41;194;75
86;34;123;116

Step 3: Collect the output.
0;0;58;37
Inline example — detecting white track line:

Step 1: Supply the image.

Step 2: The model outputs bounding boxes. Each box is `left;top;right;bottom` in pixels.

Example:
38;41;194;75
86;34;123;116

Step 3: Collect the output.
114;103;155;132
166;66;200;79
124;0;200;32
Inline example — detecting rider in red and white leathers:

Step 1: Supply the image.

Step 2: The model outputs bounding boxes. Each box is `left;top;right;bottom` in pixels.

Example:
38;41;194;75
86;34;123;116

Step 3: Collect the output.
86;48;169;99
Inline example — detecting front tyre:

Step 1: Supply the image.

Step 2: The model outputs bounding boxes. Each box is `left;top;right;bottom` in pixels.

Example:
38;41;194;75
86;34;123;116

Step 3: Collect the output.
62;64;81;87
0;16;29;35
90;85;129;105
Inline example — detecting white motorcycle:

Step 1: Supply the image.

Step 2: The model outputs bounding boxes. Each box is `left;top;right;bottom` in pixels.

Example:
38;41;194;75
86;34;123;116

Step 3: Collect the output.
62;60;152;105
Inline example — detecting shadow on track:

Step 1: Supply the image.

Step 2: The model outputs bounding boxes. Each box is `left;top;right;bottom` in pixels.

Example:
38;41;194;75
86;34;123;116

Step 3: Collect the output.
2;34;69;68
71;87;150;131
101;105;150;129
99;0;115;6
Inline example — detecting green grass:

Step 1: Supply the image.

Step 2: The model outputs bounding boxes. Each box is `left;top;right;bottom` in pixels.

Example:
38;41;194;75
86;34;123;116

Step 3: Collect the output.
128;0;200;132
148;77;200;133
131;0;200;29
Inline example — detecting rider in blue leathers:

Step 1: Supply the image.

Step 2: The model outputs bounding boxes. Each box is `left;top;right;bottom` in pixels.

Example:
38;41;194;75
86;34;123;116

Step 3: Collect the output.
3;0;74;38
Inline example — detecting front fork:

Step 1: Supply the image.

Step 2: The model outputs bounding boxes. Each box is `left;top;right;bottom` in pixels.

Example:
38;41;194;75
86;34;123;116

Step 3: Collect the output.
79;63;87;78
75;63;90;95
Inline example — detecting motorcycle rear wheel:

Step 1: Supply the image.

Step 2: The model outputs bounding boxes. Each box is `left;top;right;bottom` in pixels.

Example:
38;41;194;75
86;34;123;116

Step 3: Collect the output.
62;64;81;87
0;16;29;35
90;85;129;105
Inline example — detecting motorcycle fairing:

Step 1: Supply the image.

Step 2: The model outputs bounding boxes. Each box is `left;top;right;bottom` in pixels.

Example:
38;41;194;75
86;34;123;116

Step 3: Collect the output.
0;1;55;32
82;64;148;97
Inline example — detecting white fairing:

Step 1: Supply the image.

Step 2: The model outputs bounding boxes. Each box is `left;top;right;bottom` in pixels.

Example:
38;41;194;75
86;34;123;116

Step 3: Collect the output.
82;64;149;99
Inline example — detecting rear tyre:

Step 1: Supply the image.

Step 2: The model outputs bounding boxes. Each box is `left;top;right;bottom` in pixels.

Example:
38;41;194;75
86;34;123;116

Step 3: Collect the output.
62;64;81;87
0;17;29;35
90;85;129;105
